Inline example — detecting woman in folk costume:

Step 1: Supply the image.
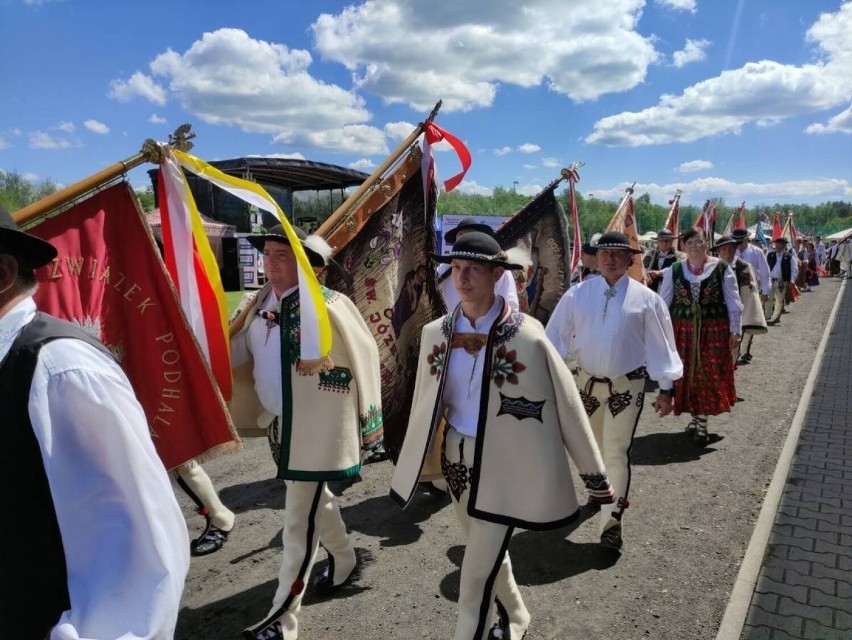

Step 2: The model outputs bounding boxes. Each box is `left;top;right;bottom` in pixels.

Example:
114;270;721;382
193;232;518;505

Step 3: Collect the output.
391;232;615;640
805;240;821;288
659;227;743;446
229;226;384;640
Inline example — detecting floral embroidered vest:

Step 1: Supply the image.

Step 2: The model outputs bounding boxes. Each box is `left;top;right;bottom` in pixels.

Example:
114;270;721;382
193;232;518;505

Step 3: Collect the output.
669;261;728;321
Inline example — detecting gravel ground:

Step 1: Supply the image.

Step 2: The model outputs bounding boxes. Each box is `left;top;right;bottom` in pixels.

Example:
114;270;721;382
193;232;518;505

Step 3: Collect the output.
175;277;841;640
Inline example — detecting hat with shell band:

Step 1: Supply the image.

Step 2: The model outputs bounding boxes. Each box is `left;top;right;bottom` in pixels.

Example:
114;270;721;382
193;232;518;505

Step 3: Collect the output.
432;231;523;270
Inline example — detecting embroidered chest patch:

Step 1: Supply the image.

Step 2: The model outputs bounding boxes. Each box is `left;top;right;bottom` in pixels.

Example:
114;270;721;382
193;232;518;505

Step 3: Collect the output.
318;366;353;393
427;342;448;377
496;393;545;422
492;344;526;387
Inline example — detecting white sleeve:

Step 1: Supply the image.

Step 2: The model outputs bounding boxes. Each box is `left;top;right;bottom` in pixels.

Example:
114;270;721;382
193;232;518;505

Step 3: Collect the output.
643;295;683;389
754;249;771;295
544;288;575;360
790;254;799;280
496;270;520;312
722;265;744;335
658;266;675;306
31;340;189;640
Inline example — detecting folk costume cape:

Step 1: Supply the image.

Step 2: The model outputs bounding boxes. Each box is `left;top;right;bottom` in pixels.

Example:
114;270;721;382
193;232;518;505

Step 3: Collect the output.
390;303;610;530
230;283;383;481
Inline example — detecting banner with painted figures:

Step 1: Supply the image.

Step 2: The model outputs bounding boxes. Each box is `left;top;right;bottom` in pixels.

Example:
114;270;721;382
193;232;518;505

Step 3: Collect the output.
323;147;442;461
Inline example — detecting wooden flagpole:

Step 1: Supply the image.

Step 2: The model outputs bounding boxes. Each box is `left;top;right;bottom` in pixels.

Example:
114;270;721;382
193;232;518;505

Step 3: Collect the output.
316;100;442;238
12;125;196;226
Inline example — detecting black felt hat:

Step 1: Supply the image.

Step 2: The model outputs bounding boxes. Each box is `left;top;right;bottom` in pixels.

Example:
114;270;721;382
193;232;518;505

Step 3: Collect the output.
656;229;675;240
713;235;738;250
444;217;495;244
593;231;643;254
773;236;789;244
433;231;522;269
0;205;58;269
731;228;750;241
581;242;597;255
246;224;326;267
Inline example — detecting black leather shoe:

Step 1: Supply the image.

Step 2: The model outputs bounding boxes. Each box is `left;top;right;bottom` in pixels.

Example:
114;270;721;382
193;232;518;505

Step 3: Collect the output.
241;618;283;640
191;525;231;557
600;523;623;551
312;557;356;595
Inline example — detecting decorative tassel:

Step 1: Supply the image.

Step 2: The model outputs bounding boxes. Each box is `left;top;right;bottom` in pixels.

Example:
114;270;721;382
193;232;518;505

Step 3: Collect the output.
296;354;335;376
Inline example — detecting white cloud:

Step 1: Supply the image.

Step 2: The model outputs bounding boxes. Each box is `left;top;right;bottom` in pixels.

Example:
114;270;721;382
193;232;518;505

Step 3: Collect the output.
591;176;850;205
56;121;75;133
273;124;388;155
25;0;66;5
805;103;852;134
348;158;376;171
384;121;417;143
454;179;492;196
9;128;22;136
516;183;546;197
654;0;697;13
246;152;307;160
108;71;167;106
29;131;73;149
109;29;385;154
672;39;710;68
83;119;110;134
494;146;513;156
312;0;660;111
678;159;714;173
0;136;8;150
148;114;167;124
542;157;561;168
587;3;852;146
523;164;537;169
22;172;40;182
517;143;541;153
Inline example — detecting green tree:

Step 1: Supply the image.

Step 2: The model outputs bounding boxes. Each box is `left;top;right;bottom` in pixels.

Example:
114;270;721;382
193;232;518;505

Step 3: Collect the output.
135;186;156;212
0;170;60;211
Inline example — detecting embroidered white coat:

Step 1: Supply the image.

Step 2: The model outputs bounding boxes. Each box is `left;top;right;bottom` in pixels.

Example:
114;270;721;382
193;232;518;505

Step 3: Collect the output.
390;305;611;530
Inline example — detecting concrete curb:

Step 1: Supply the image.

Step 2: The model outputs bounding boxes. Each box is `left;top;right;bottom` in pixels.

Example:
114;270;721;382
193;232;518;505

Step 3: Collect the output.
714;279;847;640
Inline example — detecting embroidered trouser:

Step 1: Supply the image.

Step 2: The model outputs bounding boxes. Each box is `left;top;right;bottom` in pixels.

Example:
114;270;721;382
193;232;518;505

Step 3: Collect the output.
250;481;355;640
174;459;235;531
443;427;530;640
770;279;787;321
576;369;646;536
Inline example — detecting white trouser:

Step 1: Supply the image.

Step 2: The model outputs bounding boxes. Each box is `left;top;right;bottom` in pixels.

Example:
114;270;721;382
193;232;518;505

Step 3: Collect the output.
257;481;356;640
443;428;530;640
175;459;235;531
770;279;787;322
576;370;646;535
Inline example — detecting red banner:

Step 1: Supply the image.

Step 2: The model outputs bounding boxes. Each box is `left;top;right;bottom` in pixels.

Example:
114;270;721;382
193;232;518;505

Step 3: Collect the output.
28;183;238;470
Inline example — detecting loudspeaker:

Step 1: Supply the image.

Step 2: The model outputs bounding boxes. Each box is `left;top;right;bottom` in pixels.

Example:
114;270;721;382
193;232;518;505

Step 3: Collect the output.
221;266;242;292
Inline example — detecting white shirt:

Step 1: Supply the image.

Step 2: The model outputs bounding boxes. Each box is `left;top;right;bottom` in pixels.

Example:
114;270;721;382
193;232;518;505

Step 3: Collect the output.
659;258;744;334
736;243;771;295
443;296;504;437
767;250;799;281
545;275;683;389
437;263;519;314
0;297;189;640
230;285;297;417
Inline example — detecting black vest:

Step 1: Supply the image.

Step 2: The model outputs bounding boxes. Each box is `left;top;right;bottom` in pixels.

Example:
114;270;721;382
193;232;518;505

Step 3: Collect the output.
767;251;792;281
0;312;111;639
644;250;678;292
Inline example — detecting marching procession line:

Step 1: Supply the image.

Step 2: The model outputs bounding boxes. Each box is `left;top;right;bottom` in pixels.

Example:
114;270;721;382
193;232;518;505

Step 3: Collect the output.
714;279;848;640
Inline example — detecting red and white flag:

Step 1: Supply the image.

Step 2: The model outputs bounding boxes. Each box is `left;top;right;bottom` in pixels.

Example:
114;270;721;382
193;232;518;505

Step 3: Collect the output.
158;146;232;400
421;121;471;208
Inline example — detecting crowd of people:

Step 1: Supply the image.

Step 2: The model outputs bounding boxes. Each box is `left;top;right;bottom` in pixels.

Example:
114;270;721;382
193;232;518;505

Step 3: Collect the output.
3;205;847;639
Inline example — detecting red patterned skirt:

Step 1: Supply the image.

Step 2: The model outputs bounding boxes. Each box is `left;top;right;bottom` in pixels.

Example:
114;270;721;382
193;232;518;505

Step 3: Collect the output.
672;316;737;416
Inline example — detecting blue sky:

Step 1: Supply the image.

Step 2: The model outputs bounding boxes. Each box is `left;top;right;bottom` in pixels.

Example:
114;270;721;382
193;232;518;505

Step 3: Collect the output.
1;0;850;208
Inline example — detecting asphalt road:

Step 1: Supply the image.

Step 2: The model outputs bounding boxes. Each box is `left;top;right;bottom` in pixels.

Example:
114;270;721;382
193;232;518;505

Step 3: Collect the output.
175;277;842;640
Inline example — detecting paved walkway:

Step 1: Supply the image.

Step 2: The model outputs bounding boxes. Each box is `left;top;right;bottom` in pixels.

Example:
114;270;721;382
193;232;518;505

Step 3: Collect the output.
741;281;852;640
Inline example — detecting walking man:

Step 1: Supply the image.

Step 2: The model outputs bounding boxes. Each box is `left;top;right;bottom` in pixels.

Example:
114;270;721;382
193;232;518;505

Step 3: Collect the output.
231;225;384;640
392;232;615;640
0;206;189;639
766;237;797;325
546;231;683;550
